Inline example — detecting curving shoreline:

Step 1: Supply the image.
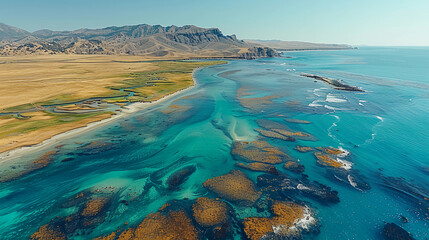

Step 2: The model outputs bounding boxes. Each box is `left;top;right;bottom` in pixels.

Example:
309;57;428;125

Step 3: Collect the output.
0;67;203;164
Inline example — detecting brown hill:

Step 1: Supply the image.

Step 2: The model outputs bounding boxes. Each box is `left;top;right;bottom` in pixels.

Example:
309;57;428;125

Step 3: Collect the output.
0;23;279;59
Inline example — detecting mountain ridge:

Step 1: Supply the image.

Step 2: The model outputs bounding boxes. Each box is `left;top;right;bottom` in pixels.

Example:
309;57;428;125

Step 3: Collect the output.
0;23;278;59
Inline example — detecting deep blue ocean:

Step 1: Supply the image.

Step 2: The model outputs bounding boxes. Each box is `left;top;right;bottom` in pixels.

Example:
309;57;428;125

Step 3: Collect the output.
0;47;428;239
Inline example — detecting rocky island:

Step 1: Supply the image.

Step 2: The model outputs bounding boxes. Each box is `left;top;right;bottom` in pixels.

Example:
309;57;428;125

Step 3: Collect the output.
301;73;365;92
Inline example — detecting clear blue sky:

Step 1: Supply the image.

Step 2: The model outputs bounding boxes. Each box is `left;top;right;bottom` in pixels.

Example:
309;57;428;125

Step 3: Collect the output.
1;0;428;46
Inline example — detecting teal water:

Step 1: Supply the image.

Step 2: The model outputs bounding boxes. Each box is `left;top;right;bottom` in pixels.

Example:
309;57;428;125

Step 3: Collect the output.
0;47;428;239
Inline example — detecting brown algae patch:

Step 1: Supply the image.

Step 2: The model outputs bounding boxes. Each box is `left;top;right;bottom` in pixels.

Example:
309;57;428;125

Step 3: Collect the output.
243;201;305;240
314;152;343;168
236;162;278;173
32;150;58;169
283;161;305;173
161;104;191;114
81;197;109;217
203;170;261;204
117;210;198;240
192;197;228;227
239;95;278;111
30;224;67;240
316;147;344;155
256;119;314;141
285;118;311;124
77;141;116;155
0;150;59;183
271;128;310;137
231;141;289;165
237;87;254;97
295;146;313;153
255;128;295;142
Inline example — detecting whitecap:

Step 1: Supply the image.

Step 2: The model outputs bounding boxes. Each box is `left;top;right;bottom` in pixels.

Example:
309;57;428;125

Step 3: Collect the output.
312;88;324;97
347;175;363;191
309;100;323;107
360;115;384;146
297;184;311;191
348;175;358;188
338;146;350;157
324;105;343;111
336;157;353;170
293;206;318;231
326;93;347;103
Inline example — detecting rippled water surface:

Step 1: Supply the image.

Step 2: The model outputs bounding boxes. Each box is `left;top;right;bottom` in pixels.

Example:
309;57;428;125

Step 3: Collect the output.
0;47;428;239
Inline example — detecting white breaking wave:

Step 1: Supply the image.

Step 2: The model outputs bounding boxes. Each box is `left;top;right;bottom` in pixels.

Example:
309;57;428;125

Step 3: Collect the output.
326;93;347;103
312;88;325;97
361;115;385;146
347;175;363;191
337;158;353;170
338;146;350;157
293;206;318;231
297;184;311;191
324;105;343;111
348;175;358;188
309;100;323;107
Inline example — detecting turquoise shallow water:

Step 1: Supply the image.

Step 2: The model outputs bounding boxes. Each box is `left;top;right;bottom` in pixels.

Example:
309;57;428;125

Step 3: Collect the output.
0;47;428;239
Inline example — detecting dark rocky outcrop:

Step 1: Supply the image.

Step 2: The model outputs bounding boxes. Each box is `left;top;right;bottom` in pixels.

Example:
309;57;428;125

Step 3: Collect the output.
257;173;340;204
301;73;364;92
382;223;415;240
166;165;197;190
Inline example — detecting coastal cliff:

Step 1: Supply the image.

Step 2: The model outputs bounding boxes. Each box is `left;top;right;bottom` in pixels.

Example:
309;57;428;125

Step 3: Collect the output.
0;23;278;59
240;47;280;59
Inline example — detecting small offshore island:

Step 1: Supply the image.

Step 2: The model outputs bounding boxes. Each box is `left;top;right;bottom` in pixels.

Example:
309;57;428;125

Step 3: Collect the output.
0;22;427;240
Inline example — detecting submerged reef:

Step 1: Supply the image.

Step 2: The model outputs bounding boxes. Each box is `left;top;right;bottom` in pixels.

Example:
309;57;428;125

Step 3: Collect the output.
118;209;198;239
166;165;196;190
315;147;345;155
255;128;296;142
285;119;311;124
382;222;415;240
231;140;290;165
256;119;315;141
257;174;340;204
243;201;317;240
31;192;112;239
283;161;305;174
203;170;261;205
77;141;116;155
295;146;313;153
325;167;371;192
312;147;370;191
192;197;228;227
31;224;67;240
239;95;278;112
379;174;429;220
95;198;239;240
236;162;279;174
314;152;344;168
0;149;59;183
161;103;192;114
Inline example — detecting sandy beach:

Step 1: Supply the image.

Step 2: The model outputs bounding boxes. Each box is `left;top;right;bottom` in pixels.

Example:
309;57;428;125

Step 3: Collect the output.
0;68;201;164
